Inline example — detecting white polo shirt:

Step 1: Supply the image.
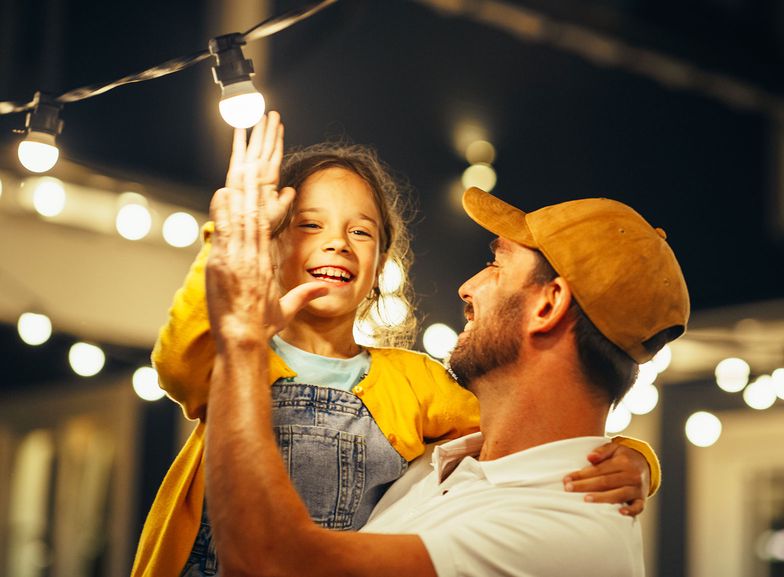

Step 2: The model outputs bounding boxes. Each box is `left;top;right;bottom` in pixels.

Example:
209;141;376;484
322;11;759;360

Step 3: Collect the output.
362;433;645;577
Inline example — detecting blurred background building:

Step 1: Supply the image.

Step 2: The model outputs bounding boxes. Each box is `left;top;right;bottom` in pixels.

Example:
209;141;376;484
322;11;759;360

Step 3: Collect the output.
0;1;783;576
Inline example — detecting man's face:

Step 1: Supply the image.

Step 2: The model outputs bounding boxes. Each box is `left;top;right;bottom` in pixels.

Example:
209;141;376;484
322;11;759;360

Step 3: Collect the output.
448;238;539;390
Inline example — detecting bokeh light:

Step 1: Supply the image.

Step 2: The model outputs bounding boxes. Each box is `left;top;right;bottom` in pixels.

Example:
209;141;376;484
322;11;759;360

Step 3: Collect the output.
685;411;722;447
116;203;152;241
68;342;105;377
461;163;497;192
465;140;496;164
132;367;166;401
32;177;66;217
743;376;777;410
371;295;409;327
378;260;404;294
17;312;52;346
163;212;200;248
650;345;672;373
422;323;458;360
605;405;632;434
714;357;750;393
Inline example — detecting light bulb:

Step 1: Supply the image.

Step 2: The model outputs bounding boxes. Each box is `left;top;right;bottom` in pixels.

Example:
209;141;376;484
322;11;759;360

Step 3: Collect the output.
209;34;265;128
743;376;777;410
133;367;166;401
18;138;59;173
116;203;152;240
370;295;409;327
621;383;659;415
378;260;404;294
17;312;52;346
714;357;750;393
69;342;105;377
685;411;721;447
461;163;497;192
219;81;265;128
17;92;64;173
422;323;459;360
605;405;632;434
32;177;66;217
163;212;200;247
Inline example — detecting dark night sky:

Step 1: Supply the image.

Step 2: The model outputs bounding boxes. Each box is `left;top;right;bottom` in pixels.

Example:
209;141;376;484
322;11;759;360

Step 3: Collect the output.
2;0;783;386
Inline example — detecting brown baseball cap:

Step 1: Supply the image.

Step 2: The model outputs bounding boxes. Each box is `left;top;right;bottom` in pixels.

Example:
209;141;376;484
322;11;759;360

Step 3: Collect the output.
462;187;690;363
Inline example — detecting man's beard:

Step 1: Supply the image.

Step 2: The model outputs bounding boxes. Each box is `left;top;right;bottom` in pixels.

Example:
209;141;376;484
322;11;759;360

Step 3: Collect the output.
448;292;525;390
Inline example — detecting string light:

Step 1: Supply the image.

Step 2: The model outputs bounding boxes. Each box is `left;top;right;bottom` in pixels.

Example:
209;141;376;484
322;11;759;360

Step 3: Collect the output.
17;312;53;346
0;0;337;151
17;92;63;174
209;33;266;128
422;323;458;360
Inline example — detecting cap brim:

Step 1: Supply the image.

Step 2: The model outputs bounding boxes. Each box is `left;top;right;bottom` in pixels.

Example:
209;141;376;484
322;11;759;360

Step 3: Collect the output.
462;187;537;247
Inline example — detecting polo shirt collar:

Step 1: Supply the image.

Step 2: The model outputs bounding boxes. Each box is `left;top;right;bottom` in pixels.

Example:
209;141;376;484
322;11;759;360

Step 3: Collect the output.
432;433;610;486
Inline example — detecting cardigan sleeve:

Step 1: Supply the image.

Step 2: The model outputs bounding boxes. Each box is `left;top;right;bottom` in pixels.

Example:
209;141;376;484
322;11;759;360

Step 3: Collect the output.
417;355;481;442
151;223;216;420
613;435;662;497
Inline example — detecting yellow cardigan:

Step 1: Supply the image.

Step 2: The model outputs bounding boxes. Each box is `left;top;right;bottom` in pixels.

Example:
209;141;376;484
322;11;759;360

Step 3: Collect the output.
131;226;661;577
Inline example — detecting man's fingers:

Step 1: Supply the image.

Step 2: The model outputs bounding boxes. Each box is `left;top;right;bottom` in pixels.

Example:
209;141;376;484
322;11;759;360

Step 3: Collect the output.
226;128;247;188
278;282;330;327
261;111;280;162
246;114;267;161
209;188;232;252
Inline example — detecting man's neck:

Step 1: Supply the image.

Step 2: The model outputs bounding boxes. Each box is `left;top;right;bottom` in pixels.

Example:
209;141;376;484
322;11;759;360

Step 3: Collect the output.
473;363;609;461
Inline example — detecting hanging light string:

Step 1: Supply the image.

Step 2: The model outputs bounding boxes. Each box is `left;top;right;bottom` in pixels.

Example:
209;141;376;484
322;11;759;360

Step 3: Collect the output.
0;0;336;115
0;0;338;172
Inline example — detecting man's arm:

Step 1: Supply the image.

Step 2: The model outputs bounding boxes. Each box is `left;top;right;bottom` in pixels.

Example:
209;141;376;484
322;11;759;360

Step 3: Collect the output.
203;185;436;577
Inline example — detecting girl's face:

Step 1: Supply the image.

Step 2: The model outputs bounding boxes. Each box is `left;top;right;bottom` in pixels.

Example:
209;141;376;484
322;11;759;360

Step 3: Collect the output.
275;167;384;321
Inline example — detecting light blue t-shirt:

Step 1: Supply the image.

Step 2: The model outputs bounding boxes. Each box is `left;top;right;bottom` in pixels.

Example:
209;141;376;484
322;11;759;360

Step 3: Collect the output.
270;334;370;391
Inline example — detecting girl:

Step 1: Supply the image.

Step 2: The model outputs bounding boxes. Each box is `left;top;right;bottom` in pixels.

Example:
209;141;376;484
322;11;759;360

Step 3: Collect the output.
132;113;658;577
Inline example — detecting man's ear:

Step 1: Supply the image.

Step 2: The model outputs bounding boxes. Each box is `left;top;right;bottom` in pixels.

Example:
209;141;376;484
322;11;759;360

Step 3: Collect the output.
529;277;573;335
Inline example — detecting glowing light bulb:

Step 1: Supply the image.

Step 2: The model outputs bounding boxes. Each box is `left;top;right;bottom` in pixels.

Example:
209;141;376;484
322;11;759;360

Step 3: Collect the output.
743;376;777;410
621;383;659;415
772;368;784;400
116;203;152;240
685;411;721;447
371;295;409;327
18;139;59;173
210;34;265;129
69;342;105;377
353;319;377;348
461;163;497;192
163;212;200;247
650;345;672;373
219;81;265;128
465;140;496;164
378;260;404;294
133;367;166;401
714;357;750;393
422;323;459;360
17;312;52;346
605;405;632;434
17;92;64;173
32;177;66;217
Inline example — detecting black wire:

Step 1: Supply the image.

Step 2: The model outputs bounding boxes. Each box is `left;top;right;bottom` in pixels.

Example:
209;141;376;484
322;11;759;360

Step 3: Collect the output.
0;0;338;115
243;0;338;42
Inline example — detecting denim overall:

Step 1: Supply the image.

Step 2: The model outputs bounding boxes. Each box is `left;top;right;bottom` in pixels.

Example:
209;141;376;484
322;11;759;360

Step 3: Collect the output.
181;382;408;576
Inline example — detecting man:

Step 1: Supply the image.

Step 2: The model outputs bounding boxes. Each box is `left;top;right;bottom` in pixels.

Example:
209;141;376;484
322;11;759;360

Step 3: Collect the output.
203;185;689;577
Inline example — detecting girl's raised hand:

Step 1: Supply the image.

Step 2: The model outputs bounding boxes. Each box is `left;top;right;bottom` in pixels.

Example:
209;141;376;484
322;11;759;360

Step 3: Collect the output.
224;111;295;230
